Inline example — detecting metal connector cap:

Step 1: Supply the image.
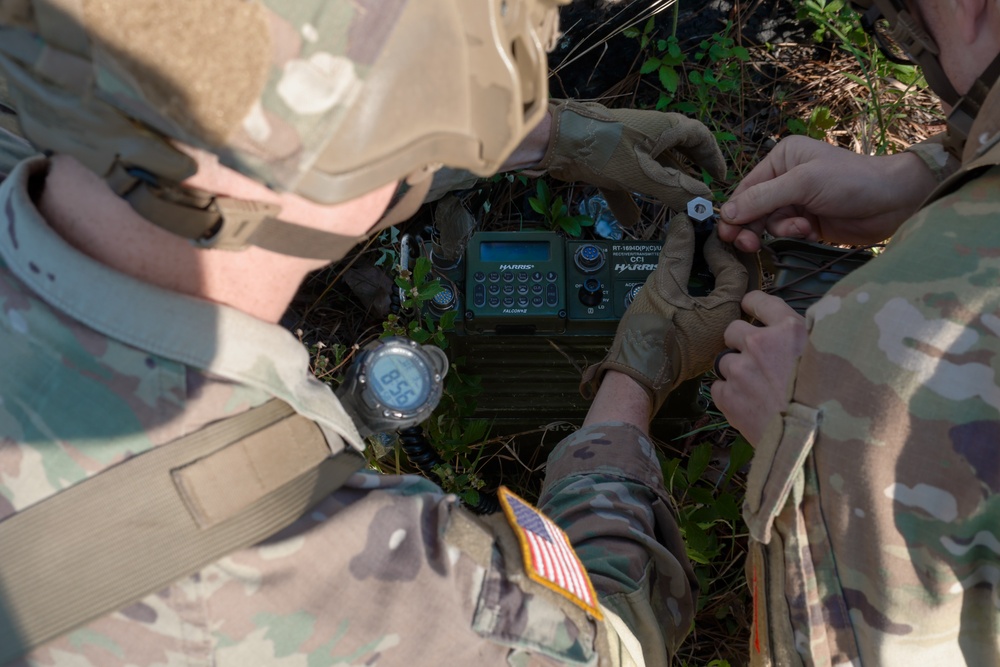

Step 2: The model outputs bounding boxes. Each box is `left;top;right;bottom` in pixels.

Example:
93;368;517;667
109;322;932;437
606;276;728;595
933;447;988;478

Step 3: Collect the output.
687;197;714;222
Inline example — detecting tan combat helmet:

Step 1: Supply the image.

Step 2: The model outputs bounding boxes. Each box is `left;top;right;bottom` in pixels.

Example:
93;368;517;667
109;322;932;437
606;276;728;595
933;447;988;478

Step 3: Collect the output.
0;0;568;259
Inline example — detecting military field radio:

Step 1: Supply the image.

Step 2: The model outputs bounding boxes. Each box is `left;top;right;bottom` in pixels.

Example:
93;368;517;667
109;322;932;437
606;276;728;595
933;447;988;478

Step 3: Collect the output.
407;213;717;448
426;231;665;336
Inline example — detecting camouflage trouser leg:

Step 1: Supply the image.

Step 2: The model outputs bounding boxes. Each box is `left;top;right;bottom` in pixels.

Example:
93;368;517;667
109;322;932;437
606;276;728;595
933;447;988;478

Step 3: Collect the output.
539;422;698;667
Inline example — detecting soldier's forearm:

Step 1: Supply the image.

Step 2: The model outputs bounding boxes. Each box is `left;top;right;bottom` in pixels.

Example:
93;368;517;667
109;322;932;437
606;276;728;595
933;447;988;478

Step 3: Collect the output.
539;422;697;662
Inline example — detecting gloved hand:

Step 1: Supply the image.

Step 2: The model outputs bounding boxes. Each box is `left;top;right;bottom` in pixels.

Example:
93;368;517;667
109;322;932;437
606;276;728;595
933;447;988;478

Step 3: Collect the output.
580;213;748;413
530;100;727;227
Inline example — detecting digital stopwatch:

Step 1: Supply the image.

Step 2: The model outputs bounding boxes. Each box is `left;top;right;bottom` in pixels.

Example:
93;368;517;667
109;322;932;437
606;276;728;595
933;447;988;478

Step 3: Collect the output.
336;337;449;436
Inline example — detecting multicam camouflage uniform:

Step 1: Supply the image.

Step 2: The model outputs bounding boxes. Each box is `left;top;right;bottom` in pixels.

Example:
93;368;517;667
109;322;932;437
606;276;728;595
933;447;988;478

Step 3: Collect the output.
0;71;696;667
745;82;1000;664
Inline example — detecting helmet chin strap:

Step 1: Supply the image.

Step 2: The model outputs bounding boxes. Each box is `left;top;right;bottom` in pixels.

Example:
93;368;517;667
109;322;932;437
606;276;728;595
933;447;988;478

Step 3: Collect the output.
106;161;434;262
945;52;1000;153
861;2;1000;157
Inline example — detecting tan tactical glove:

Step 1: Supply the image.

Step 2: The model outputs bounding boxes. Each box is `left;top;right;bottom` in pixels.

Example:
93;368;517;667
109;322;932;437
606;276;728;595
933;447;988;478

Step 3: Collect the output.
531;100;727;226
581;213;748;413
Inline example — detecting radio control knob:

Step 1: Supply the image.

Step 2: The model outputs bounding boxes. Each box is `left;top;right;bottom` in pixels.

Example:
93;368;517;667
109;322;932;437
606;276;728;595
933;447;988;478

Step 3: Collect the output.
578;278;603;307
574;244;605;273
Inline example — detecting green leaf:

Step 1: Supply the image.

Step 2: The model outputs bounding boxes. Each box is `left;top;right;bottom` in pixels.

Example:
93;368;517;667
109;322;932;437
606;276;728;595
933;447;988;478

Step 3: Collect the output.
687;442;712;483
551;195;565;219
687;486;716;506
536;179;550;202
439;309;458;331
811;106;838;130
714;492;740;523
723;435;755;485
655;94;671;111
662;457;684;491
842;72;868;87
640;57;661;75
559;217;582;237
667;38;682;60
528;196;546;215
416;281;444;300
732;45;750;61
413;256;432;285
786;118;808;135
659;65;679;93
713;130;737;142
681;521;715;564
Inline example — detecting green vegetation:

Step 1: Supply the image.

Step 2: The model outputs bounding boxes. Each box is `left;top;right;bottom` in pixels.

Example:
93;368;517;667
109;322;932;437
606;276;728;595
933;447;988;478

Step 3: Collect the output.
528;179;595;237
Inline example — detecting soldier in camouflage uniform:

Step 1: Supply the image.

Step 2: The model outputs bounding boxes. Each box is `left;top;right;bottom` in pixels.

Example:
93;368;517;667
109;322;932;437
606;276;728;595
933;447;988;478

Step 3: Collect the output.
713;0;1000;664
0;1;749;665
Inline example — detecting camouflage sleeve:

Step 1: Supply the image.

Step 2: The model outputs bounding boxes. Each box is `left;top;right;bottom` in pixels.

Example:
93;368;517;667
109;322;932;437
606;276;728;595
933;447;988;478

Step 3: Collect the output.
743;166;1000;666
20;471;612;667
538;422;698;665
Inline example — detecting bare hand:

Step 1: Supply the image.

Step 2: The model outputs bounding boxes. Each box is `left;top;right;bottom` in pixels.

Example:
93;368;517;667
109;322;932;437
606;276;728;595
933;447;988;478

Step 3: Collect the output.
711;291;807;445
718;136;937;252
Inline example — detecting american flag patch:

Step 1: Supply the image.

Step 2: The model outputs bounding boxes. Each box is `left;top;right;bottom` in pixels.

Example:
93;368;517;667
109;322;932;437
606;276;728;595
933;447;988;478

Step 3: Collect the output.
498;487;602;619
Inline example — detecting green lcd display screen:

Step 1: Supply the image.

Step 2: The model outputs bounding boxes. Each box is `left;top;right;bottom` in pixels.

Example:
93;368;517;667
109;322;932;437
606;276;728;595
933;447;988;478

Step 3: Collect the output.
480;241;551;262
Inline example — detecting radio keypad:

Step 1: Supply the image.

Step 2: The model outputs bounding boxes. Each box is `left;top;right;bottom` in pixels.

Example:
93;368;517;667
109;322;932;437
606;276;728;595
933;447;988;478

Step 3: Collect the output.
474;266;560;313
546;283;558;306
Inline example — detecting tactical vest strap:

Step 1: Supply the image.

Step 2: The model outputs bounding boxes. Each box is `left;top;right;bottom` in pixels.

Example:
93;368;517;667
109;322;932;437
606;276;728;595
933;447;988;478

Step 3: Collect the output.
0;399;364;664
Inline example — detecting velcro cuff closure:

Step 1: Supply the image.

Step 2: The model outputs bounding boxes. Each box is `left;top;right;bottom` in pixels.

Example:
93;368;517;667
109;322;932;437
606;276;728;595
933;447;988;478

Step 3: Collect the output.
172;413;334;528
742;402;821;545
